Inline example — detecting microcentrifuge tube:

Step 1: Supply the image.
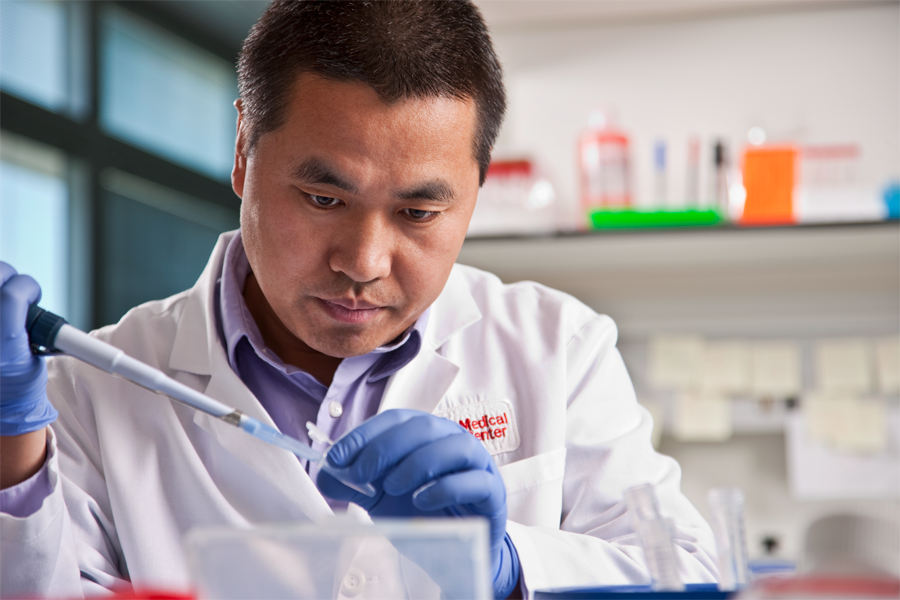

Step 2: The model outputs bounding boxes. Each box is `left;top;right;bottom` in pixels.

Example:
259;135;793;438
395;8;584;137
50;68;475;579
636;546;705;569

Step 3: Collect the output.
624;483;685;592
708;487;751;591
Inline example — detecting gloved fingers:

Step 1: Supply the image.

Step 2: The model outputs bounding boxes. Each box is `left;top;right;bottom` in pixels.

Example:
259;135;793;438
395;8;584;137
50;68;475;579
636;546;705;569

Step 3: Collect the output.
1;272;42;355
383;431;491;496
410;469;505;515
347;414;464;484
327;409;422;468
315;468;382;510
1;262;18;286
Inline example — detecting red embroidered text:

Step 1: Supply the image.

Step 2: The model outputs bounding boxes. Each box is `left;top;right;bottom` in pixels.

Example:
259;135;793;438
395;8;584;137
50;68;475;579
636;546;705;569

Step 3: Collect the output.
458;413;509;441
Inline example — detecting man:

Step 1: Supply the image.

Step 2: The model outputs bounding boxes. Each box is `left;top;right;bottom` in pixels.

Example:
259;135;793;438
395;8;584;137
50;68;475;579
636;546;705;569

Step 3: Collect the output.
0;2;717;598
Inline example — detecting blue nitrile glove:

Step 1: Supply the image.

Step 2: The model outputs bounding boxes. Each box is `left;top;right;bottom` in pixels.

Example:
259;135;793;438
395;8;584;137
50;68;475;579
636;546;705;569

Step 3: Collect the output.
317;409;520;599
0;262;57;436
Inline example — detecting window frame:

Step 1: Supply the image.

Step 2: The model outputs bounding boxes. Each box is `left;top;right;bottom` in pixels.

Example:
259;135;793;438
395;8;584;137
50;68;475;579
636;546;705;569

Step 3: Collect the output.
0;0;241;329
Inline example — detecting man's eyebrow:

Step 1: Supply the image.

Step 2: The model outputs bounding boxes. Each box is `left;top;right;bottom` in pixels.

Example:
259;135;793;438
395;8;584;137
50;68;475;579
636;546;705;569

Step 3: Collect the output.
291;159;358;194
396;180;456;203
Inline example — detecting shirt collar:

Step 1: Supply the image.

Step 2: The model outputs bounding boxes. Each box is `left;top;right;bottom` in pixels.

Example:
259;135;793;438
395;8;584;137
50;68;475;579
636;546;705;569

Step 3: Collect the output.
367;308;429;382
218;231;427;379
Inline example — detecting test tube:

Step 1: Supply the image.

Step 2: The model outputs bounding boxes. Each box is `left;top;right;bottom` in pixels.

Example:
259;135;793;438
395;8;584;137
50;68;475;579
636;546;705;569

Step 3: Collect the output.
711;140;728;211
685;136;700;205
654;140;667;206
624;483;685;591
707;487;751;591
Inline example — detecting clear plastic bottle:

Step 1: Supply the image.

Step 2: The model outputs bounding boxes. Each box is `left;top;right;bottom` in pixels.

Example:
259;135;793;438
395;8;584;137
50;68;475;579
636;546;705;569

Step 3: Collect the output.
624;484;685;591
579;108;631;214
654;139;668;207
707;487;751;591
711;139;729;211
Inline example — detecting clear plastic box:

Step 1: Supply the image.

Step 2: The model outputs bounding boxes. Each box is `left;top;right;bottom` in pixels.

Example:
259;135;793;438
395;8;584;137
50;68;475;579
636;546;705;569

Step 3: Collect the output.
184;517;492;600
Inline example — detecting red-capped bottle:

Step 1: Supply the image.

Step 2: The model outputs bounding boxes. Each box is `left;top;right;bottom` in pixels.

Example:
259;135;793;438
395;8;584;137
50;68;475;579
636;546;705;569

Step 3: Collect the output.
579;108;631;214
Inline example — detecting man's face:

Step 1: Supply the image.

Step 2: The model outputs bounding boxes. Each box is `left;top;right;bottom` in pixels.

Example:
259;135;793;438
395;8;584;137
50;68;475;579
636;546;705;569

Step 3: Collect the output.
233;73;481;358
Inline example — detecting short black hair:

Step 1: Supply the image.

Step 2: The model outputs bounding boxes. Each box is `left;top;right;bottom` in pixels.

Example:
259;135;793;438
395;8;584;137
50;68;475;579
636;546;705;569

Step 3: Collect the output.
238;0;506;185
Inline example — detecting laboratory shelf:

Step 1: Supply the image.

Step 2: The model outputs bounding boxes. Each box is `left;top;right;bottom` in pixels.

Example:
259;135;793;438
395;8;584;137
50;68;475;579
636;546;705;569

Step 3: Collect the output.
458;221;900;340
464;219;897;243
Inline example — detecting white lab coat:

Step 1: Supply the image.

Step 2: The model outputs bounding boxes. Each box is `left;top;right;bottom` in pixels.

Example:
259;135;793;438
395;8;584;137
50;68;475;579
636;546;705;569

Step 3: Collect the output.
0;231;718;598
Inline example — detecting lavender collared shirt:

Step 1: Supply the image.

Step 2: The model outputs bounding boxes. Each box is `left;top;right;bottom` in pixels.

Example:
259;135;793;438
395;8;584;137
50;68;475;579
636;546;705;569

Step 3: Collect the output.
1;231;426;515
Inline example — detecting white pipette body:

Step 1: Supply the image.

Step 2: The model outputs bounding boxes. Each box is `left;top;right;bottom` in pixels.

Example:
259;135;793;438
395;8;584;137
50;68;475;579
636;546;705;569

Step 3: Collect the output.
54;325;232;417
52;324;376;496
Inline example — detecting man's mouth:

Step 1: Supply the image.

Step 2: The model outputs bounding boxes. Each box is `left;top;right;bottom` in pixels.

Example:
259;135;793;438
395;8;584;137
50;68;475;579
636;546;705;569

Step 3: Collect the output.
317;297;383;324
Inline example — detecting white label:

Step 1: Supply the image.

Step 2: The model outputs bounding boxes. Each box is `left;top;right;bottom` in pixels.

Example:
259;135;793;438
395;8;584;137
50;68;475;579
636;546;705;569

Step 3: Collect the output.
439;399;520;456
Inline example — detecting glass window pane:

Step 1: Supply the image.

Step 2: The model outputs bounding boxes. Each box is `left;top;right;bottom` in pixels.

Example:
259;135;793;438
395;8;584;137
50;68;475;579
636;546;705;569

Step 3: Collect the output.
100;7;237;182
0;0;68;111
0;132;69;318
98;169;239;326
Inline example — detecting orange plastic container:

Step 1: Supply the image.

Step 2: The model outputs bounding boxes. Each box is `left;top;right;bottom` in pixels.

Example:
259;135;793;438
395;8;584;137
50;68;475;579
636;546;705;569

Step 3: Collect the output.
740;145;797;225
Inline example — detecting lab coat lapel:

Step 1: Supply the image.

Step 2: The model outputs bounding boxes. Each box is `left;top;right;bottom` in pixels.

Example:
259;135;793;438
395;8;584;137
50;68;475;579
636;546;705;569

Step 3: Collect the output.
192;380;333;522
379;265;481;415
379;349;460;414
193;423;328;519
168;231;332;521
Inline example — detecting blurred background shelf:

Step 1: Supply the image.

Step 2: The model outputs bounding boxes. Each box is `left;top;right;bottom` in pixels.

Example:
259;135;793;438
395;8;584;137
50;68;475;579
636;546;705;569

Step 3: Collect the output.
459;221;900;340
461;219;900;562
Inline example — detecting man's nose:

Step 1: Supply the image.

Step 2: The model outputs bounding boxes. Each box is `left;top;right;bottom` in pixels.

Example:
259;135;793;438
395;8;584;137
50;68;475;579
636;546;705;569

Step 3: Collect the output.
328;213;393;283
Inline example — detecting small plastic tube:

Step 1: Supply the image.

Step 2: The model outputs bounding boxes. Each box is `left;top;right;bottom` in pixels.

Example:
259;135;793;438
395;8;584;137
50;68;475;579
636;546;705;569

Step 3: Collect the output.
304;422;378;498
625;483;685;592
707;487;751;591
239;418;375;497
306;422;333;446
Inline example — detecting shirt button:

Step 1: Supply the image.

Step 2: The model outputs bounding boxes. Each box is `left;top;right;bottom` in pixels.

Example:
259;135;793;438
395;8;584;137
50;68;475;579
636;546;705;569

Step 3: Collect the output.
340;567;365;597
329;401;343;418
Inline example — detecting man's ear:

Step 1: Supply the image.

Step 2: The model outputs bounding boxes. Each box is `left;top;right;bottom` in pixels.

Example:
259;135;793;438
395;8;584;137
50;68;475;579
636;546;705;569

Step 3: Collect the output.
232;99;248;199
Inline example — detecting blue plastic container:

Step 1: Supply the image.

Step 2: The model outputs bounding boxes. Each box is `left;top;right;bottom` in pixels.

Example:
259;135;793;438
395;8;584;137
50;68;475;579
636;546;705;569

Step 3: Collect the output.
883;181;900;219
534;583;732;599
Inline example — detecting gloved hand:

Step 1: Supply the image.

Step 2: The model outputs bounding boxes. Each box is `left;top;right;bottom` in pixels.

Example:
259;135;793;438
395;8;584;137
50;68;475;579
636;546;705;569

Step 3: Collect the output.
0;262;57;436
317;409;520;599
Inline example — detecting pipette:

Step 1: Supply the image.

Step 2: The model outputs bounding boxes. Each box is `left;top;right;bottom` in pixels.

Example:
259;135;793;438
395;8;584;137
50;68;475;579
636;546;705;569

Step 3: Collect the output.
25;305;376;497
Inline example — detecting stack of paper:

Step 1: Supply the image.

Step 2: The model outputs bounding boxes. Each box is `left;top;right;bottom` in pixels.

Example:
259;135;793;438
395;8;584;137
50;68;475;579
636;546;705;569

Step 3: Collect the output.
750;342;802;398
787;403;899;500
648;335;704;390
875;337;900;395
648;336;805;442
672;393;732;442
701;340;750;395
814;338;872;394
804;394;888;454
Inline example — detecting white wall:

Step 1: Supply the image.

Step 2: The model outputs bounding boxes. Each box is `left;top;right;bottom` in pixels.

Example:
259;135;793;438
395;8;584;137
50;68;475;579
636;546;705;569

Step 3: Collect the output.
490;2;900;226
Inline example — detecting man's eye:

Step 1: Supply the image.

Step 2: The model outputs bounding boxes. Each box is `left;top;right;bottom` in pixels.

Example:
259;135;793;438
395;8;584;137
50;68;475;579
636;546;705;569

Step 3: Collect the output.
403;208;438;221
309;194;341;207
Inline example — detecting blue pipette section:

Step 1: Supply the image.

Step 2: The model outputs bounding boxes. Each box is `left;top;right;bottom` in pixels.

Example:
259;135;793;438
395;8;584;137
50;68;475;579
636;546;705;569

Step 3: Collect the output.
240;417;375;496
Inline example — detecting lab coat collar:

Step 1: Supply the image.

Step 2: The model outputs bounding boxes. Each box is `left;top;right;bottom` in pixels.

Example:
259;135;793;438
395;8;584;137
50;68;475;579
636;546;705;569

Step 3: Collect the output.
378;265;482;415
169;230;231;377
167;230;285;423
170;235;483;377
168;231;334;521
424;265;482;351
168;231;483;418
